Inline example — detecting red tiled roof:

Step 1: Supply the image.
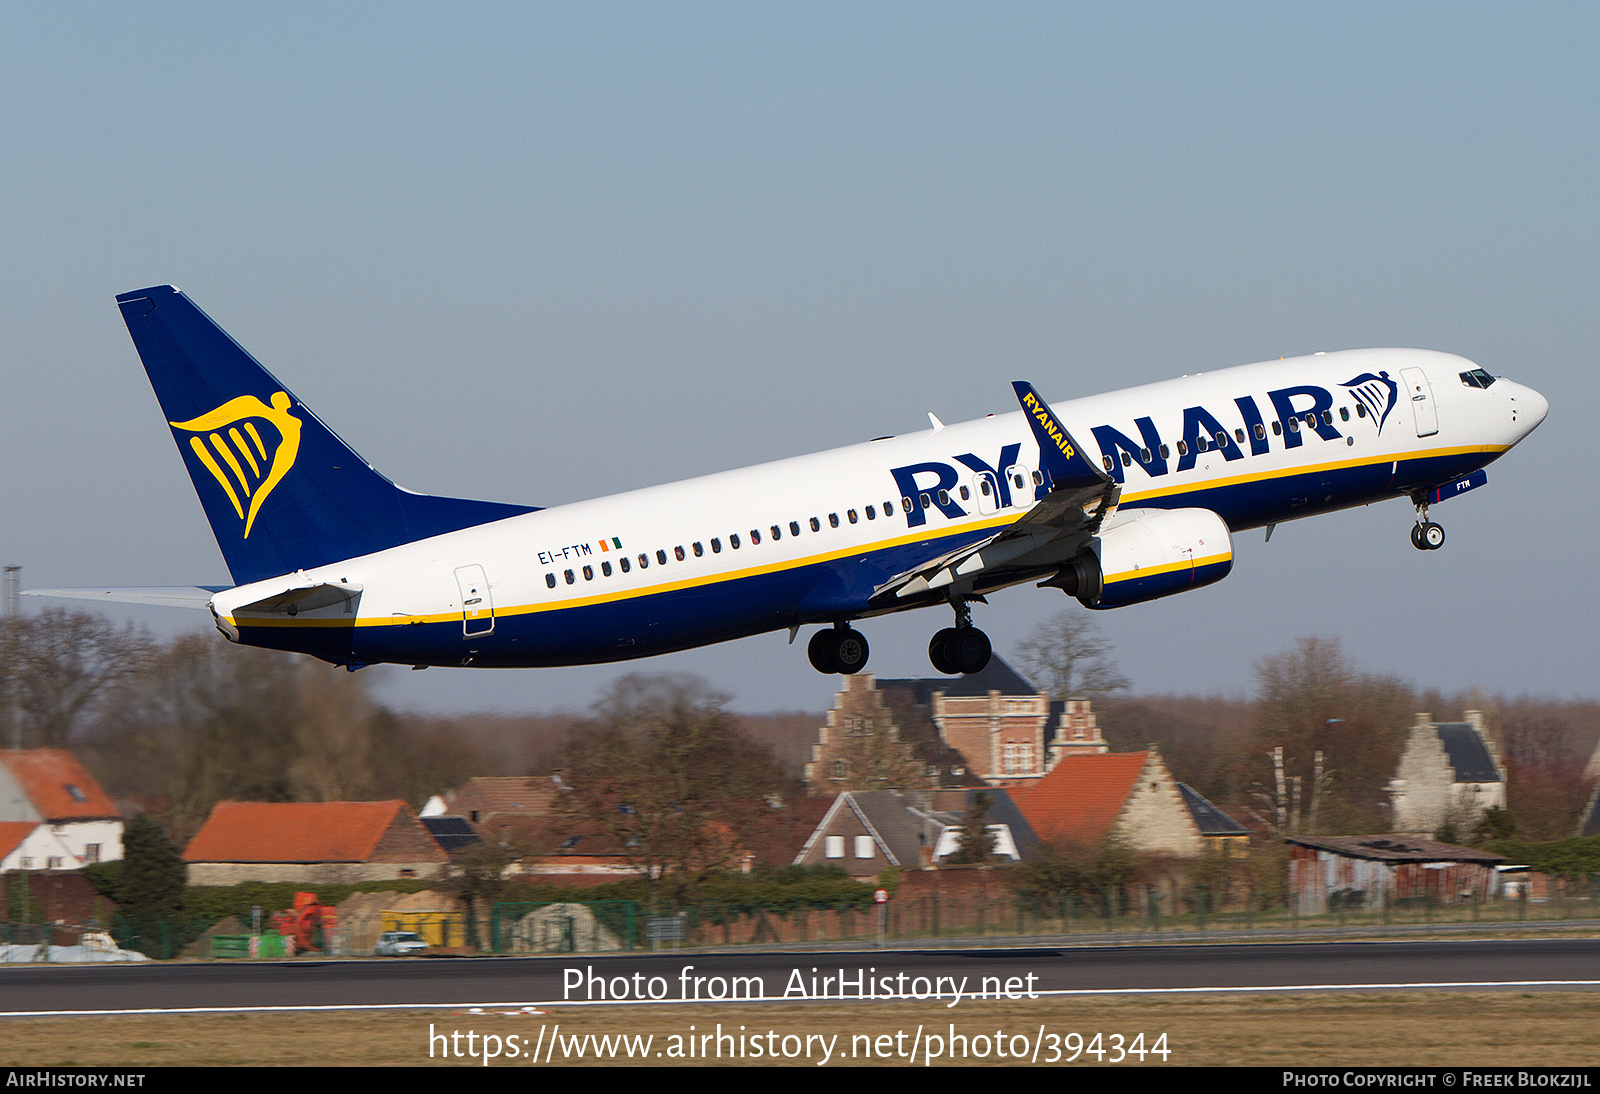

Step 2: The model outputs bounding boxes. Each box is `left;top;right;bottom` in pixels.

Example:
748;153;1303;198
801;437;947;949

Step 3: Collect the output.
0;750;119;821
1015;751;1148;845
0;822;39;860
184;800;411;863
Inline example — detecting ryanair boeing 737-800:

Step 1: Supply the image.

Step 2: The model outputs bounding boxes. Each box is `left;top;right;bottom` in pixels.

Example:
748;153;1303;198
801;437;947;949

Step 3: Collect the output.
32;286;1548;677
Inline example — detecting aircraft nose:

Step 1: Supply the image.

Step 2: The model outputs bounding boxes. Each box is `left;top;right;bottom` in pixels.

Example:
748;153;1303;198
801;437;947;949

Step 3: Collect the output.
1515;382;1549;433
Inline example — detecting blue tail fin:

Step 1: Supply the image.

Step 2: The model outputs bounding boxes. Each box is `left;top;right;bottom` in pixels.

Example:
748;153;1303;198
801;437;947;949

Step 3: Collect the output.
117;286;536;585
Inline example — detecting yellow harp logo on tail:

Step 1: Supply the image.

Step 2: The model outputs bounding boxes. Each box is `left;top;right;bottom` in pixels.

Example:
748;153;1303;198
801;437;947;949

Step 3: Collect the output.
169;392;302;538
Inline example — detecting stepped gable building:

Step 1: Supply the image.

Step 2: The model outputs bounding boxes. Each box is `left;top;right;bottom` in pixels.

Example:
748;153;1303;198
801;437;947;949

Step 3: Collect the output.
0;749;123;867
1015;747;1206;858
183;800;448;885
1388;711;1505;837
1049;697;1110;764
805;675;931;795
875;657;1054;786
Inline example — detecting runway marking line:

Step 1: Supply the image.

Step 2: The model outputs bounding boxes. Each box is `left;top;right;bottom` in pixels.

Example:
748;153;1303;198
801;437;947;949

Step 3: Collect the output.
3;979;1599;1018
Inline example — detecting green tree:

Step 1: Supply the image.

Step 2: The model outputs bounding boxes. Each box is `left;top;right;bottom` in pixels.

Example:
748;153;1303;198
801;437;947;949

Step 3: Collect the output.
944;792;997;864
118;814;187;957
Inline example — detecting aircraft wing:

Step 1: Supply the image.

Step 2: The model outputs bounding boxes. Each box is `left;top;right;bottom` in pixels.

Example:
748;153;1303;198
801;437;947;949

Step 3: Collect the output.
873;381;1118;601
24;586;229;609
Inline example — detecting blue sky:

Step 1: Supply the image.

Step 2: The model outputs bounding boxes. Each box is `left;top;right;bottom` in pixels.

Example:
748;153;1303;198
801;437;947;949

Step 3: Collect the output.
3;3;1595;713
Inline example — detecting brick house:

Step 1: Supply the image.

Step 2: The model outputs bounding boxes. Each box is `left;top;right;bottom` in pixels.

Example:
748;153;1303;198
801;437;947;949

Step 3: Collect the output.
1287;835;1505;914
805;675;931;794
1388;711;1504;837
183;800;448;884
791;788;1041;877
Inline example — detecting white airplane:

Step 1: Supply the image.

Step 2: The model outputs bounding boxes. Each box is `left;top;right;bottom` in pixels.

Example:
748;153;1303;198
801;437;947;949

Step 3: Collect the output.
33;286;1548;677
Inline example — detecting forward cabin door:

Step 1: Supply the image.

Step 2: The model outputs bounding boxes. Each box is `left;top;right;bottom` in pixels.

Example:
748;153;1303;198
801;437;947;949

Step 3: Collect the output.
1400;367;1439;438
454;564;494;637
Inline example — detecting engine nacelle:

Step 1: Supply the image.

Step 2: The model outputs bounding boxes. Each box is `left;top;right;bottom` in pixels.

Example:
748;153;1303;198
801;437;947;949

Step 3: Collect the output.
1044;508;1233;610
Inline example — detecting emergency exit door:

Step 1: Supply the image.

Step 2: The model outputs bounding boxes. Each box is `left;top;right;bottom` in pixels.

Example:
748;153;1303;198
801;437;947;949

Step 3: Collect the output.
454;564;494;637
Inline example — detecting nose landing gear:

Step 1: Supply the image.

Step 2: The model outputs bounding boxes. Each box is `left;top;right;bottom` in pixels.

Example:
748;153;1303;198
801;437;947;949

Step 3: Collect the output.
1410;496;1445;551
928;597;992;676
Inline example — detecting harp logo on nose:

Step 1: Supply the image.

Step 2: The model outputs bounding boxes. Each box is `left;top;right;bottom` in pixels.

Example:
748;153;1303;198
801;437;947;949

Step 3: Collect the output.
169;391;302;537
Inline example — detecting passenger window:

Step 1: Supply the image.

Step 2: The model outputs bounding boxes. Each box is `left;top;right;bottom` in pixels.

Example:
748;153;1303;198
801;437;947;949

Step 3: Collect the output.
1159;445;1170;460
981;478;992;495
710;538;721;553
920;494;931;510
1120;453;1131;467
1356;404;1367;418
791;521;802;535
1140;447;1151;463
1273;421;1282;435
885;500;895;514
658;549;668;564
828;513;839;528
1288;418;1299;433
639;553;650;568
1177;440;1188;456
1255;424;1266;439
546;573;556;589
751;529;761;544
693;542;704;557
901;497;912;513
730;534;740;549
848;509;858;523
583;565;593;581
1215;431;1227;447
936;490;949;506
1032;470;1042;485
564;570;575;585
620;557;631;573
1340;406;1350;422
1234;428;1245;443
810;517;821;531
602;561;612;576
676;546;686;561
1305;413;1317;428
1196;436;1209;452
865;506;876;519
958;485;970;501
1013;473;1026;489
1102;456;1113;472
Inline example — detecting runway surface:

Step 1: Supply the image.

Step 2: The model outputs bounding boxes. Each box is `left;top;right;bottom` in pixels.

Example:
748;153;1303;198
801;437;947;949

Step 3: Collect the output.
3;938;1598;1015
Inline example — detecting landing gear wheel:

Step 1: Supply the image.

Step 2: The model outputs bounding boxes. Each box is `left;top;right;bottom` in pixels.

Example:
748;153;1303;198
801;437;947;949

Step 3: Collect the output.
1411;524;1426;551
832;628;870;674
948;627;992;675
929;628;959;675
807;629;839;674
1421;521;1445;550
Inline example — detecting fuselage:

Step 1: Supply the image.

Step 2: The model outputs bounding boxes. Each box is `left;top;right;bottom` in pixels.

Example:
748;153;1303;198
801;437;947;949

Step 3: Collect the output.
211;347;1546;668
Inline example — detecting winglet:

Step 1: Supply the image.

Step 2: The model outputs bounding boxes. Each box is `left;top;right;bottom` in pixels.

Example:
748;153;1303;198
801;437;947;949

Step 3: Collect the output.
1011;381;1109;491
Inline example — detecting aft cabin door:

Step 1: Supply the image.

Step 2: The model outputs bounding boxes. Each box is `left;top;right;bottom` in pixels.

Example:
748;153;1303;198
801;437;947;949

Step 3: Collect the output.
1400;367;1439;438
454;564;494;637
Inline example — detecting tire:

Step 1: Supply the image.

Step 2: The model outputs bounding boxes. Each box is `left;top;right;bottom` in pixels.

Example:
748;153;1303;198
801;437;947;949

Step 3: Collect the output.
950;627;992;675
1411;524;1426;551
928;628;959;675
807;629;839;674
1422;522;1445;550
833;629;870;674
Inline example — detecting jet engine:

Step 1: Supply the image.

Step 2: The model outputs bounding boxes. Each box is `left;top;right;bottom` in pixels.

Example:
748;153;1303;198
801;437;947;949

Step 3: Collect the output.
1043;507;1233;609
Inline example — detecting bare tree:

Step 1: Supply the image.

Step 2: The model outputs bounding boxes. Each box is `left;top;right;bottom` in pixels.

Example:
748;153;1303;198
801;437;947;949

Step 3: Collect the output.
4;609;149;748
1013;611;1130;699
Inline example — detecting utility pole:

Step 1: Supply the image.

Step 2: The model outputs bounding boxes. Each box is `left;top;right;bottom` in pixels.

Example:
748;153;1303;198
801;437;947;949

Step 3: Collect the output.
2;565;18;750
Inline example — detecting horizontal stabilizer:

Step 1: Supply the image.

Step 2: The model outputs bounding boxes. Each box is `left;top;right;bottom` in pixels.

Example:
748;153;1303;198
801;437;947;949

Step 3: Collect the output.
24;586;227;609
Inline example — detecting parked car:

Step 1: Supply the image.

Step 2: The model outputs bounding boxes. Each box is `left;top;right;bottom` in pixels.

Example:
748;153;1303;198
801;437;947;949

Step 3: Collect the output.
375;931;429;956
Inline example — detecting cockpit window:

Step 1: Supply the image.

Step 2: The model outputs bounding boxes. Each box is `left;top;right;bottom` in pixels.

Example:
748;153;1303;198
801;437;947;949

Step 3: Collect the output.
1459;368;1497;389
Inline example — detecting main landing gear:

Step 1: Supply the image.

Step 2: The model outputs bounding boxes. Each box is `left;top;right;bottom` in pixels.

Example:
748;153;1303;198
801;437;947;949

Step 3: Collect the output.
928;598;992;676
1410;497;1445;551
808;622;870;675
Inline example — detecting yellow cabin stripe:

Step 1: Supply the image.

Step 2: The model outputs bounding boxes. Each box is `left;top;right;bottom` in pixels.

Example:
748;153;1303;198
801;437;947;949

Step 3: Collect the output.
229;441;1501;630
